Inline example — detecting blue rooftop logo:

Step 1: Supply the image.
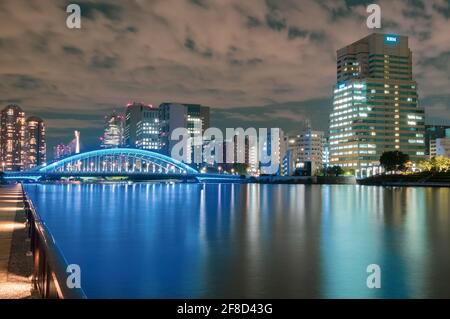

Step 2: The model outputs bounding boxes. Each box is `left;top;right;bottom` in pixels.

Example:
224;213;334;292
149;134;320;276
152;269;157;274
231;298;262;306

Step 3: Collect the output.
385;35;399;44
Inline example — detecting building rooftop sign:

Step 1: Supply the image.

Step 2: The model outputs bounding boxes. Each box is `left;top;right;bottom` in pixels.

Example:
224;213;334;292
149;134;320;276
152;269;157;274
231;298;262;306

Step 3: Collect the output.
384;35;399;45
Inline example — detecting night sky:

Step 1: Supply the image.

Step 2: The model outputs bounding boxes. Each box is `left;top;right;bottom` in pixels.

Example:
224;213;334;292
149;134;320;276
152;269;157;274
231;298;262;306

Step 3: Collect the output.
1;0;449;157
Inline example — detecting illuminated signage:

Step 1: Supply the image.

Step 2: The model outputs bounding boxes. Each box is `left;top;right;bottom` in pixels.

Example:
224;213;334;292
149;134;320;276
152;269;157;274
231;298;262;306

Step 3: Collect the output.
385;35;399;44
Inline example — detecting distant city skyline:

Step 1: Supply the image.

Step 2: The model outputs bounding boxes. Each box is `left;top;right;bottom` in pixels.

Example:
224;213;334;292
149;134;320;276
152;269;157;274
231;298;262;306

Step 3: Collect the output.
1;0;450;153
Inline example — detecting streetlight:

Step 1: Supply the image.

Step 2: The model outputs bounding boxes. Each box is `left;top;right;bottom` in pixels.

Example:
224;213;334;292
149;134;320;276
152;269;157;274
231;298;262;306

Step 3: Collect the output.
2;162;5;171
218;166;222;174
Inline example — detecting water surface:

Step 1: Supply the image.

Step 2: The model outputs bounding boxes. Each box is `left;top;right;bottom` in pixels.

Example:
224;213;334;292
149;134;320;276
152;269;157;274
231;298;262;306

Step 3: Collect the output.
24;183;450;298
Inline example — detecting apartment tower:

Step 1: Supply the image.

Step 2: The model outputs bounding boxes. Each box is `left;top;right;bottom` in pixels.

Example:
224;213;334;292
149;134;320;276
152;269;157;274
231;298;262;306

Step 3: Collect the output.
25;116;46;169
0;104;26;171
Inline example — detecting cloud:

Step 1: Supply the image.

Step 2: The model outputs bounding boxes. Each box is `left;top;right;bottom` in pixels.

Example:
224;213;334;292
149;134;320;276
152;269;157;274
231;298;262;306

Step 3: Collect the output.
90;53;119;69
63;45;84;55
75;1;123;21
0;0;449;154
213;99;331;134
45;118;103;130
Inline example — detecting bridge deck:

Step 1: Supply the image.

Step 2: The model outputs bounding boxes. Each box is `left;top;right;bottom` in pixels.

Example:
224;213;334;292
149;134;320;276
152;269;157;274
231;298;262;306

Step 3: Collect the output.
3;171;246;182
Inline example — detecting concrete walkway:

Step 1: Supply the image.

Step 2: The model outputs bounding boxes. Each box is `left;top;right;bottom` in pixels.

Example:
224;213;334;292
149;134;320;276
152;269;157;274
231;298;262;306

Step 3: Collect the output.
0;184;34;299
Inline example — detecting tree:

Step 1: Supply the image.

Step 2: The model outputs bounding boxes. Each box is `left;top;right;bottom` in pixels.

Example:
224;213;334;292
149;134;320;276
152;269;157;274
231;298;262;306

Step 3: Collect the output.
327;165;344;177
432;156;450;172
343;168;355;176
418;159;433;172
419;156;450;173
380;151;409;173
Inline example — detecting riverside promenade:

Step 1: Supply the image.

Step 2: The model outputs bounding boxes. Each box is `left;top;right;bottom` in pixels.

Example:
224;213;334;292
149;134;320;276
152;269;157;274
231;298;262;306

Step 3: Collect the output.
0;184;34;298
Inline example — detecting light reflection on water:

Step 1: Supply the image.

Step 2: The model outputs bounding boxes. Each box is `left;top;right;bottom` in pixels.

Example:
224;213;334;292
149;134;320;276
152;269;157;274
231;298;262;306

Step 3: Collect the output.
24;183;450;298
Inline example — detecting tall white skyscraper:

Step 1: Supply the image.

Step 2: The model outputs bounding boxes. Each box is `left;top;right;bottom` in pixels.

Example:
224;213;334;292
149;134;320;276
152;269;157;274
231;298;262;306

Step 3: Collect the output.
329;33;425;177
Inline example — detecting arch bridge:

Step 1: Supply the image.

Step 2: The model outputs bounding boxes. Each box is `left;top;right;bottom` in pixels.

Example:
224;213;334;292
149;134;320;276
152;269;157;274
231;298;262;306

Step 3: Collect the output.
3;148;242;182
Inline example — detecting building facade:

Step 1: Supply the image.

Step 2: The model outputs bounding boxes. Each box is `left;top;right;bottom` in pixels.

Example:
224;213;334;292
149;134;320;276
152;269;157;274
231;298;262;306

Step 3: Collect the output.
0;104;46;171
279;135;296;176
329;33;425;176
136;107;160;151
0;104;27;171
430;128;450;157
296;127;325;175
187;104;209;164
159;103;187;156
434;138;450;157
53;130;80;161
425;125;450;156
25;116;46;169
124;102;154;148
101;112;124;149
322;137;330;169
54;143;73;160
159;103;210;160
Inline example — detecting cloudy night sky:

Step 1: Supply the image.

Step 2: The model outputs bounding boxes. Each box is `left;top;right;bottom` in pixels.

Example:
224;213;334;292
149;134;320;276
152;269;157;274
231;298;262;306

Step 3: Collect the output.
1;0;450;157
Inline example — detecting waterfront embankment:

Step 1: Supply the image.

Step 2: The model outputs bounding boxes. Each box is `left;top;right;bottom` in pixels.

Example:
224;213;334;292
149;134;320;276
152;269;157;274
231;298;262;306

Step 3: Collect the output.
253;175;356;184
358;172;450;187
0;184;34;298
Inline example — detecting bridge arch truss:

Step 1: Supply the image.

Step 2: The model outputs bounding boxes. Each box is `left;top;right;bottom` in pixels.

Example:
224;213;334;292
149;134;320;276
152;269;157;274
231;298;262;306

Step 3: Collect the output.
36;148;198;175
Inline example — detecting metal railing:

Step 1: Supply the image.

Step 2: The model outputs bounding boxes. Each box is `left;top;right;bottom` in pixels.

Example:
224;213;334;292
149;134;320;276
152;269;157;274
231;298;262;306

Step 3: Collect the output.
21;184;87;299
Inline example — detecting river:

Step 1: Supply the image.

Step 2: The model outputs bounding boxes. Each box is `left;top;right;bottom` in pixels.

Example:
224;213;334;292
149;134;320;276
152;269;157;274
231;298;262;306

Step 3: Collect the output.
23;183;450;298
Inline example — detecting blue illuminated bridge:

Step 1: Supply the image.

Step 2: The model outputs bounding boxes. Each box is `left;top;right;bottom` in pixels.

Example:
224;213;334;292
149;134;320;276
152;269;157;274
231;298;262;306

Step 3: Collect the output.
3;148;244;183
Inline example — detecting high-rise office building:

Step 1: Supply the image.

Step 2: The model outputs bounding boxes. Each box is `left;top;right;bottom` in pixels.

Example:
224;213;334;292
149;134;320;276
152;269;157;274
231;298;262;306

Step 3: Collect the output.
159;103;187;156
0;104;26;171
124;102;154;148
296;127;325;175
136;107;160;150
25;116;46;169
101;112;124;149
187;104;209;164
280;135;296;176
159;103;210;159
329;33;425;176
185;104;210;137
